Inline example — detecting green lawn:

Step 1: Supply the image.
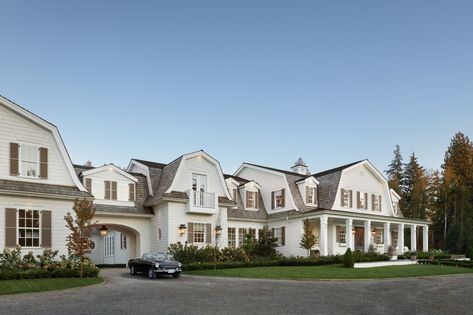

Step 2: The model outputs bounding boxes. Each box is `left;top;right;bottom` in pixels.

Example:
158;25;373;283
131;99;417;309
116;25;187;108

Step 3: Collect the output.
187;264;473;280
0;277;104;295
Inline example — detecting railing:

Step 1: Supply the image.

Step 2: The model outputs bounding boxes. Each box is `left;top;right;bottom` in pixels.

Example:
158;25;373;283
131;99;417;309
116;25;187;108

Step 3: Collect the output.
192;190;215;209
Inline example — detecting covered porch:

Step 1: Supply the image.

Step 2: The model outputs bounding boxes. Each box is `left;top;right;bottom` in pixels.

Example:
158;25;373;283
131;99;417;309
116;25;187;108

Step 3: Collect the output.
305;211;429;256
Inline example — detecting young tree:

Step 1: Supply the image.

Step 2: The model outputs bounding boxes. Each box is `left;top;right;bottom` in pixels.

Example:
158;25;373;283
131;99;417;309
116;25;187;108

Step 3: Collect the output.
386;145;404;195
300;219;318;256
254;226;279;259
64;198;96;278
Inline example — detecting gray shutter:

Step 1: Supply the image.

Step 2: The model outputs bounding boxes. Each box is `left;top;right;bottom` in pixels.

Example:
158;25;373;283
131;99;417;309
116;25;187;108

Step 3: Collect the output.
187;222;193;243
104;181;111;199
112;181;118;200
255;191;259;209
41;210;52;247
379;195;382;211
306;186;310;203
340;189;345;207
281;226;285;246
85;178;92;192
129;183;135;201
5;208;17;247
372;194;375;210
271;191;275;209
357;191;361;208
39;147;48;179
281;189;285;207
349;190;353;208
10;143;19;176
233;189;237;201
364;193;368;209
205;223;212;244
336;226;341;242
246;191;250;208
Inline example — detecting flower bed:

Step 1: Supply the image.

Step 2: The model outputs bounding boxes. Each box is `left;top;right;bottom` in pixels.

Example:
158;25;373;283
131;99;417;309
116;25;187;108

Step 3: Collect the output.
0;246;99;280
418;259;473;268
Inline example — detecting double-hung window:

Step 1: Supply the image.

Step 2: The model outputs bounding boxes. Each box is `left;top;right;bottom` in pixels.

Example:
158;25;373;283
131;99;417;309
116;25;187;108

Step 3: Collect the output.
20;144;39;178
228;228;236;247
337;226;346;244
272;189;285;209
246;191;257;209
18;209;40;247
306;186;317;205
238;228;247;246
272;227;285;246
372;194;382;211
120;233;127;250
341;189;352;208
193;223;205;243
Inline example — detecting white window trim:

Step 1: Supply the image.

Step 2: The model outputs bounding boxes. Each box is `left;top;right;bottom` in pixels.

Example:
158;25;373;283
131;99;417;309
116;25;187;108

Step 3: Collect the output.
273;188;284;209
305;185;317;205
273;226;284;247
245;189;258;210
18;142;40;179
373;194;381;211
192;222;207;244
342;189;351;208
358;190;367;209
337;225;346;245
16;209;42;248
104;234;115;257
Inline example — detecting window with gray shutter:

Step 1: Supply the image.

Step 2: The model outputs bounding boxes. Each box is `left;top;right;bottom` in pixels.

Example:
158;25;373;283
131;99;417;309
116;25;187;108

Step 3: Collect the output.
41;210;52;247
5;208;17;247
129;183;135;201
39;147;48;179
85;178;92;192
10;143;19;176
187;222;194;243
205;223;212;244
111;181;118;200
104;181;111;199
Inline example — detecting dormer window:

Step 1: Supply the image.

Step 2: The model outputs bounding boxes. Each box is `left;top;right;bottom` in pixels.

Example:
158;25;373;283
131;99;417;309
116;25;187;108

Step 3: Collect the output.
246;191;258;209
272;189;285;209
306;186;317;205
356;191;368;210
393;201;399;214
20;144;39;178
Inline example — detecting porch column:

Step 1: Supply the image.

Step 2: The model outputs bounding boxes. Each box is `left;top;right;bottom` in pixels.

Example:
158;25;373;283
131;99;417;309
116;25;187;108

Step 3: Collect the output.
364;220;371;252
384;222;391;254
397;223;404;255
411;225;417;252
346;218;354;251
423;225;429;252
319;216;328;256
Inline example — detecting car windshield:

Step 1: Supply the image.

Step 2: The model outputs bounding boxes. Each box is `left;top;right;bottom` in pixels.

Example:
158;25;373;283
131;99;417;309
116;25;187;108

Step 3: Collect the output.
143;252;168;261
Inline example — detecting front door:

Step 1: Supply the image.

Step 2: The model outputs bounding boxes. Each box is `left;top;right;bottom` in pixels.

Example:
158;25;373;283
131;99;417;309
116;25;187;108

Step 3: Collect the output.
354;227;364;251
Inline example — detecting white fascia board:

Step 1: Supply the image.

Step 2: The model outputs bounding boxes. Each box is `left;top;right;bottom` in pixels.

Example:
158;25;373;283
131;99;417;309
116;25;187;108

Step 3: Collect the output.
296;176;320;185
243;181;262;190
0;96;87;192
390;188;401;200
83;164;138;182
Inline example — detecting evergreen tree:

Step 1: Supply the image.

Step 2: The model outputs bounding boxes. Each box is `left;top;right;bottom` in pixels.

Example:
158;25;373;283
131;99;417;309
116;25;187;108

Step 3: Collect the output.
386;145;404;195
300;219;318;256
402;153;429;220
441;132;473;253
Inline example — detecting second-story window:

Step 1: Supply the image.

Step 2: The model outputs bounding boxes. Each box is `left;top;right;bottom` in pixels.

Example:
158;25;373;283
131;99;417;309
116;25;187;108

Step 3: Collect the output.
393;201;399;214
272;189;285;209
340;189;352;208
357;192;368;209
20;144;39;178
246;191;257;209
372;194;382;211
104;181;118;200
306;186;317;205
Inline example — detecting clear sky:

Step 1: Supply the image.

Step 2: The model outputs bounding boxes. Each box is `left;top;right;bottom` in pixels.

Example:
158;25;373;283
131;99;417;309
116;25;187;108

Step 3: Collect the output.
1;1;472;174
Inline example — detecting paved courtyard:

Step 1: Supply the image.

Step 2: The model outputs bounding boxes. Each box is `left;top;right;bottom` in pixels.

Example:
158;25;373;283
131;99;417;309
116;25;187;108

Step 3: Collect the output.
1;268;473;315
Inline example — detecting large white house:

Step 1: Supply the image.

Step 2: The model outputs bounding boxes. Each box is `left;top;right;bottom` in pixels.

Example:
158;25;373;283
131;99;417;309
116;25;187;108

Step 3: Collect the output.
0;96;430;265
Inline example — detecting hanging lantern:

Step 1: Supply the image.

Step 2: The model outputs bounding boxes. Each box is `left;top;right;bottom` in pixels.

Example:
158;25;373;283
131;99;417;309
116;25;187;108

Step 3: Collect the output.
99;225;109;237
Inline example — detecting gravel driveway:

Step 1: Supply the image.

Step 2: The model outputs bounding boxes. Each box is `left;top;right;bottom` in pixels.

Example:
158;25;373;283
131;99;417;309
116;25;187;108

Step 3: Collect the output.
1;268;472;315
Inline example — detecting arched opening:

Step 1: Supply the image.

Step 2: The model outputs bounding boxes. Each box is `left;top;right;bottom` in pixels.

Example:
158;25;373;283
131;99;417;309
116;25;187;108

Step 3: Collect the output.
88;224;141;266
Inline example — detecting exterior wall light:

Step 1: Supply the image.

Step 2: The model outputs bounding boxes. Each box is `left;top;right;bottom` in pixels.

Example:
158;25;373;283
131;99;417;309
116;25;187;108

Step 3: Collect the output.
178;224;187;236
215;225;222;236
99;225;109;237
371;228;377;236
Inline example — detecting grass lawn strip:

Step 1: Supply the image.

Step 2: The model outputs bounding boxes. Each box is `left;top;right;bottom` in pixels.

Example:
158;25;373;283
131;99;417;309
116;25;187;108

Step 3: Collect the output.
0;277;104;295
186;264;473;280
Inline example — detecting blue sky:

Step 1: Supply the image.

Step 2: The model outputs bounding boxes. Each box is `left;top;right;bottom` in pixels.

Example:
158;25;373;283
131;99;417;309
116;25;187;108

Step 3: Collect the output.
1;1;472;174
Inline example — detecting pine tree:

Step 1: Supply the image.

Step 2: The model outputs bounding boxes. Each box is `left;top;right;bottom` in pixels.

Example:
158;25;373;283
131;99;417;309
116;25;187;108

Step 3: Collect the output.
441;132;473;253
402;153;428;220
300;219;318;256
386;145;404;195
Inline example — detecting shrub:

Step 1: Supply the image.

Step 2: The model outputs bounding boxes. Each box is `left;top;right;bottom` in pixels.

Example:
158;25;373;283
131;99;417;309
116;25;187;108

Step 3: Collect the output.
253;226;279;259
342;248;355;268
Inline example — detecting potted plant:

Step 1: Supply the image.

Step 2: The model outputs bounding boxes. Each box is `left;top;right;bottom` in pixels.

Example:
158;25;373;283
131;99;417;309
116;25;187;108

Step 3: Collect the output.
428;250;435;261
409;251;417;261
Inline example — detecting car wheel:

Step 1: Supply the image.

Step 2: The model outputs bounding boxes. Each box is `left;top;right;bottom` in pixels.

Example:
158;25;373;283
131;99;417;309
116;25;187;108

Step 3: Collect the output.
130;265;136;275
173;272;181;279
148;268;156;280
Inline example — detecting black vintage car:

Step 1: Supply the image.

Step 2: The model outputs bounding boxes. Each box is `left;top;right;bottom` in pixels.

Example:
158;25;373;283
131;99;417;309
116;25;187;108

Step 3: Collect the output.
128;252;182;279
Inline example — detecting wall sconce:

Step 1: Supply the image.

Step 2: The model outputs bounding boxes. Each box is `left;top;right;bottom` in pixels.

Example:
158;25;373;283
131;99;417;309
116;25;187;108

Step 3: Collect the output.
215;225;222;237
178;224;187;236
352;228;356;235
371;228;377;236
99;225;108;237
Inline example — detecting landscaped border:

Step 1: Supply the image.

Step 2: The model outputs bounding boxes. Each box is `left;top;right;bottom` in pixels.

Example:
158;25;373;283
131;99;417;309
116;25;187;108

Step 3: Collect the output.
0;277;104;295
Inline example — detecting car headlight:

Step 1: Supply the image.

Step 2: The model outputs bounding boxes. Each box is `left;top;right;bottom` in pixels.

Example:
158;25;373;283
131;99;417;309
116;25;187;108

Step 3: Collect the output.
178;263;182;268
155;263;160;268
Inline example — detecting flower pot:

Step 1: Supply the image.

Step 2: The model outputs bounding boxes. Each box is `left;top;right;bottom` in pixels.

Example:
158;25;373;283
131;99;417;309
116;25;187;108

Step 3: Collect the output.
429;255;435;261
390;255;398;261
410;255;417;261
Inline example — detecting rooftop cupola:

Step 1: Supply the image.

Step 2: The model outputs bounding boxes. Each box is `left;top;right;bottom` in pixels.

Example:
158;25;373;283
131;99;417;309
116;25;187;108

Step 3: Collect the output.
291;158;310;175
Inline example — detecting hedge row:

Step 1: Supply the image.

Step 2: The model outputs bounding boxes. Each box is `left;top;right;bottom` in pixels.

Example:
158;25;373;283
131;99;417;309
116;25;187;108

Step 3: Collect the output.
0;267;99;280
418;259;473;269
183;254;390;271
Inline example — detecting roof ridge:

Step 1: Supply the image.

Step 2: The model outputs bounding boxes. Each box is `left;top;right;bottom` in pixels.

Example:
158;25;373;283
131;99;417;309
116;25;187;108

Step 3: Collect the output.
311;160;366;178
